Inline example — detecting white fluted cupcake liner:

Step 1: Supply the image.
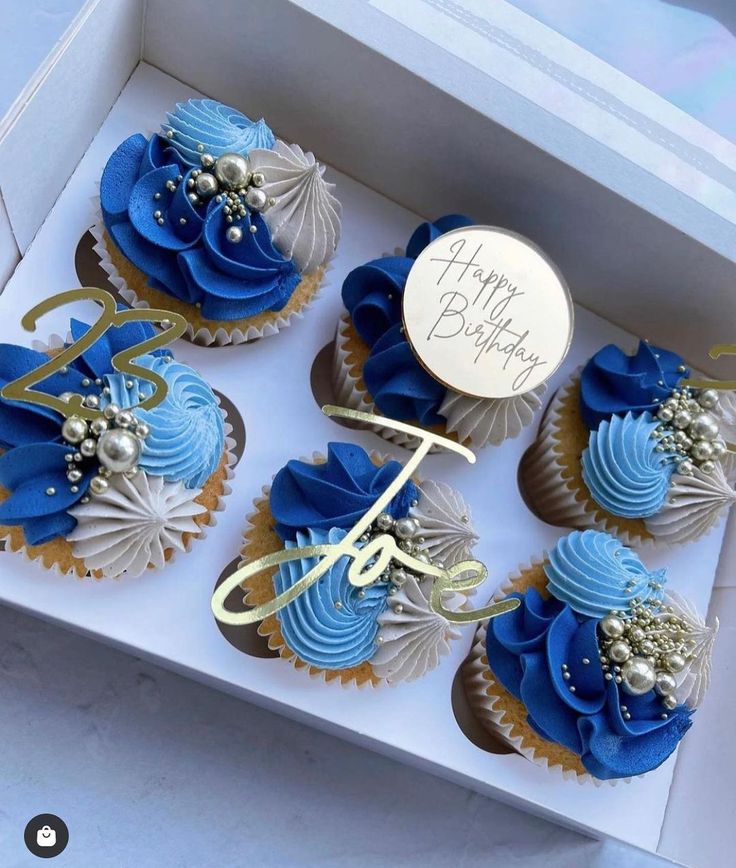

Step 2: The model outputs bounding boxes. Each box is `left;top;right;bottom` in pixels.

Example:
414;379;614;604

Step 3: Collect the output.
90;199;330;347
462;562;627;787
238;450;472;688
0;333;238;579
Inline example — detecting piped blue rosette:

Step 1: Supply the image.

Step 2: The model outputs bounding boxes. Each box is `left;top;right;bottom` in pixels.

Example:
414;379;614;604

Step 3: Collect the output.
0;311;226;578
99;98;341;343
574;342;733;535
471;530;713;781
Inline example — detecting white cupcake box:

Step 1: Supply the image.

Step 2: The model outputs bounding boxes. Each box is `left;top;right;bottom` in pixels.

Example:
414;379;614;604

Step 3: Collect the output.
1;2;735;863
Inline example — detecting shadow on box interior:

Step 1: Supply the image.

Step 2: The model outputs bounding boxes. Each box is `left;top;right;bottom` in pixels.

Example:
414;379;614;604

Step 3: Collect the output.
310;341;362;433
213;557;279;659
451;663;517;756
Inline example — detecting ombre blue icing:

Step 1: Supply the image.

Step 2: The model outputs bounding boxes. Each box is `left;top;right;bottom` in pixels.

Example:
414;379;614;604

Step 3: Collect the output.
544;530;665;619
485;586;693;780
102;354;224;490
162;99;275;166
579;341;687;431
341;215;473;422
581;412;674;519
100;106;302;322
274;527;388;669
270;442;418;542
0;315;170;545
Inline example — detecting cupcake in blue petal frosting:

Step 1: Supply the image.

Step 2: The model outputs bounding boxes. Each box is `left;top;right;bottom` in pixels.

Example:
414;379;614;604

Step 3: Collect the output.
96;98;341;346
0;310;231;578
463;530;717;782
333;216;547;450
238;441;479;686
520;340;736;545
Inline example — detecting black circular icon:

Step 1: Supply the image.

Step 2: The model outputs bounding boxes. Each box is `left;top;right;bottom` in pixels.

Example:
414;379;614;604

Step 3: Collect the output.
24;815;69;858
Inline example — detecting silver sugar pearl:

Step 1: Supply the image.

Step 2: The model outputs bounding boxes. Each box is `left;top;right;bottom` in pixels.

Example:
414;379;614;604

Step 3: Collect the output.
394;517;420;540
599;614;625;639
89;475;109;495
608;640;631;664
662;694;678;711
245;187;268;211
621;657;657;696
195;171;219;198
655;671;677;696
66;467;83;483
61;416;88;444
200;153;215;168
96;428;141;474
103;403;120;420
665;651;686;673
376;513;394;532
672;410;692;430
698;389;719;409
214;153;250;190
226;225;243;244
690;412;719;441
691;440;714;462
80;438;97;457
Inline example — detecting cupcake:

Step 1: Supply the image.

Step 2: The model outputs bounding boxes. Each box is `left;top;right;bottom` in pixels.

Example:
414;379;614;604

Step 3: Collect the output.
0;312;233;577
520;340;736;545
95;99;341;345
238;441;480;685
333;215;546;449
463;529;717;782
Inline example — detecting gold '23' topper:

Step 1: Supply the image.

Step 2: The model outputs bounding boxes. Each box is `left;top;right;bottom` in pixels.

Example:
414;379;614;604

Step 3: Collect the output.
212;406;520;627
0;288;187;418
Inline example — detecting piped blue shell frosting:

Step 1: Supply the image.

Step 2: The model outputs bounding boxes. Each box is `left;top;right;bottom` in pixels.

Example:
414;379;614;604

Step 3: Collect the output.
274;527;388;669
102;354;225;489
485;585;693;780
581;412;674;519
341;215;473;422
162;99;275;166
544;529;665;619
270;442;418;542
579;342;687;430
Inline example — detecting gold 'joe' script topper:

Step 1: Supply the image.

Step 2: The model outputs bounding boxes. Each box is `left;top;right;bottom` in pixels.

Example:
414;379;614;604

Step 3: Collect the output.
683;344;736;453
401;226;574;400
0;287;187;417
212;405;520;627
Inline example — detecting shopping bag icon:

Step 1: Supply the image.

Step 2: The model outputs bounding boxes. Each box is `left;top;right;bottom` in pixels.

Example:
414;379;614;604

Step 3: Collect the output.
36;825;56;847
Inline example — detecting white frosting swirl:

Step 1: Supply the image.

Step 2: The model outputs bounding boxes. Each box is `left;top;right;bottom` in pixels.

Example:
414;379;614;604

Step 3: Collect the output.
664;590;718;709
410;479;478;565
644;462;736;544
371;577;460;683
68;473;206;577
248;140;341;273
438;385;546;448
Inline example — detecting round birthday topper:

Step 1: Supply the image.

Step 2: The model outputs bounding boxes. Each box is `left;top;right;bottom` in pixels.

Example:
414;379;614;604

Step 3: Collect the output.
401;226;574;399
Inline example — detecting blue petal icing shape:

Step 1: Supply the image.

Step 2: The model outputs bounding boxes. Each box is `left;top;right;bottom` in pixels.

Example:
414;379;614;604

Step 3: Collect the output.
544;529;665;618
270;442;419;542
341;215;473;423
100;107;301;321
579;341;688;430
486;557;692;780
102;354;224;489
582;412;675;519
274;527;388;669
162;99;275;166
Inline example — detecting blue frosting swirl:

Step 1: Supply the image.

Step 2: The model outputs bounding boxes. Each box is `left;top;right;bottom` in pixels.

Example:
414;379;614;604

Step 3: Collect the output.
341;215;473;422
162;99;275;166
274;527;388;669
580;341;688;430
0;314;167;545
545;530;665;618
101;126;301;321
486;585;693;780
270;442;418;542
102;354;224;490
581;412;674;519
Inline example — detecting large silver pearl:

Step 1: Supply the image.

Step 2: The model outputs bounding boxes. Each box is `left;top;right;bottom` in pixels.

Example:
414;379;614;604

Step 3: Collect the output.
214;153;250;190
194;171;219;198
673;410;692;430
698;389;719;409
691;440;714;462
375;513;394;532
62;416;88;444
608;640;631;663
690;412;719;441
394;517;420;540
96;428;141;474
655;671;677;696
621;657;657;696
90;417;109;437
225;225;243;244
599;614;625;639
664;651;686;673
80;438;98;458
245;187;268;211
